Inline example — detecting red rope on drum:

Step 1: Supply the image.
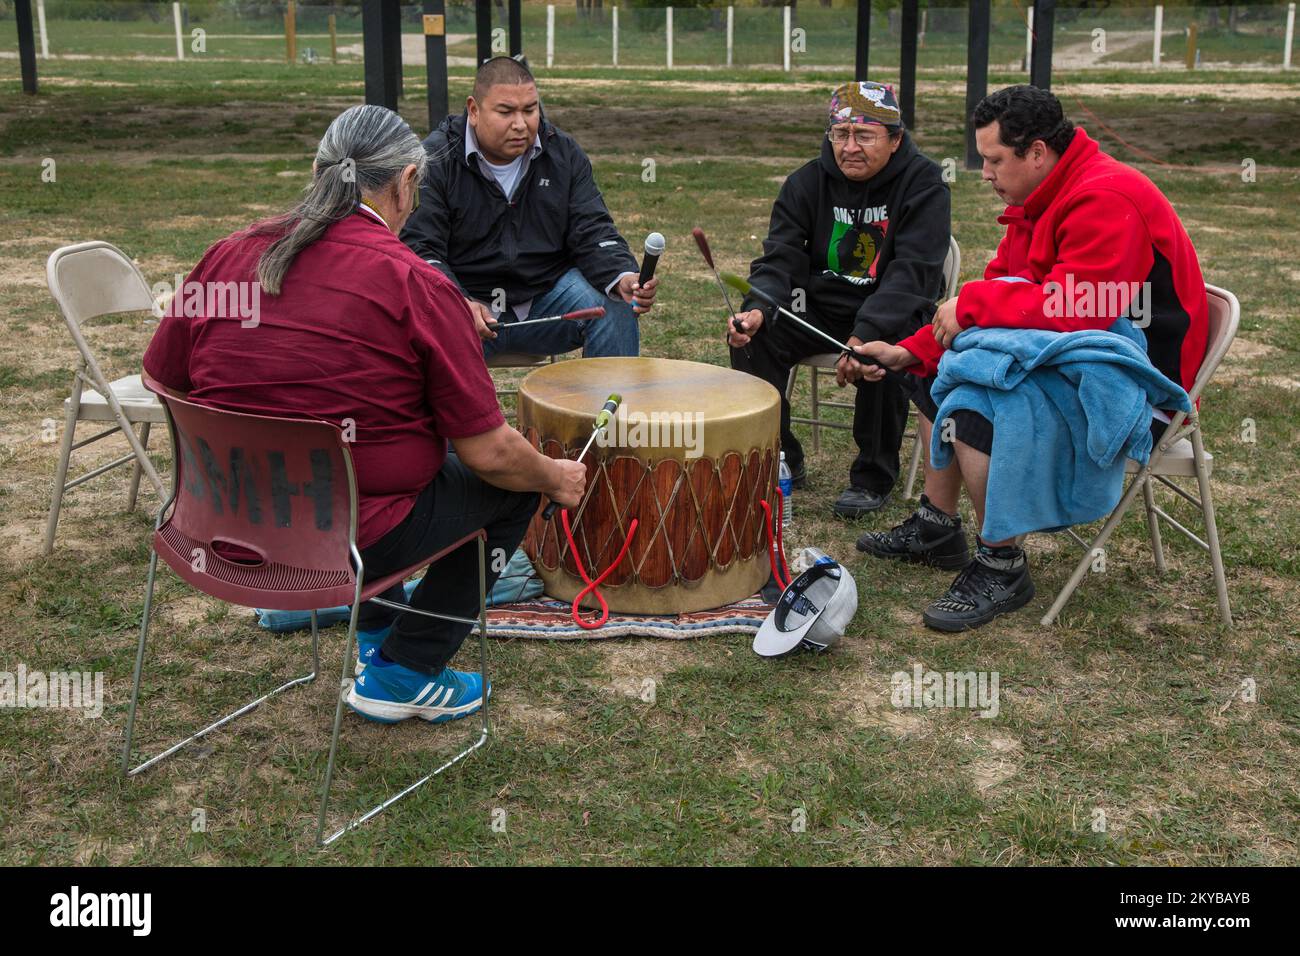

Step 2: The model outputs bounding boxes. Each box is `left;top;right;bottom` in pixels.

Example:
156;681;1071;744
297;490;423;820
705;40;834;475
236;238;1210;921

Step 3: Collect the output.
759;489;791;592
560;509;639;630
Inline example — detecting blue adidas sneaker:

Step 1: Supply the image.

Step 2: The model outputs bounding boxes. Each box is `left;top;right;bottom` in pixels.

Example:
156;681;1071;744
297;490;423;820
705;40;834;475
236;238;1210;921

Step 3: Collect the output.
354;625;391;677
346;655;490;725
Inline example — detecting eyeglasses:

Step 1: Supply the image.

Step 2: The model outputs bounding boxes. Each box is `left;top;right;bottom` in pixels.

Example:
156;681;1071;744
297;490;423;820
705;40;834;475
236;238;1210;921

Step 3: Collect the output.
828;128;885;148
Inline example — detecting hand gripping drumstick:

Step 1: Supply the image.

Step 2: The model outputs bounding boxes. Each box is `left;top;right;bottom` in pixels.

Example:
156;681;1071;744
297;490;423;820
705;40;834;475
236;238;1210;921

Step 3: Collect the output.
722;274;909;386
691;228;752;358
486;306;605;331
542;393;622;521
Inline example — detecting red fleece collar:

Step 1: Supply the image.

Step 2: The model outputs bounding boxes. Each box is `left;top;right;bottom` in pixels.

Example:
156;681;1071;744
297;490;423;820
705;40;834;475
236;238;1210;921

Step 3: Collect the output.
995;128;1099;227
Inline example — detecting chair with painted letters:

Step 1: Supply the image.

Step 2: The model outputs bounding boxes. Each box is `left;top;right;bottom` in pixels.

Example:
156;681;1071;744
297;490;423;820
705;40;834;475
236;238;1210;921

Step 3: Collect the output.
121;376;491;846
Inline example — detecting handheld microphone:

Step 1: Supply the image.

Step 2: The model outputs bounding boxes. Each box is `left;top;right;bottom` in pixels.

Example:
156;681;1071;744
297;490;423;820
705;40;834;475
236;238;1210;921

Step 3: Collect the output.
638;232;665;286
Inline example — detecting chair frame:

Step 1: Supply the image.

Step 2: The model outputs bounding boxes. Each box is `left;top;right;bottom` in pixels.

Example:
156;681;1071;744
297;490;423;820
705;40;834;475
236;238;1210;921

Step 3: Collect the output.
787;236;961;499
120;388;491;847
488;351;559;419
44;241;167;554
1040;284;1238;628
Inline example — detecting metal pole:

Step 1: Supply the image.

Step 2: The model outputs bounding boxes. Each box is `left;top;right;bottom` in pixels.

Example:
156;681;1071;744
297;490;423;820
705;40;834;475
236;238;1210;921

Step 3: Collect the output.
36;0;48;58
965;0;990;170
509;0;522;57
547;4;554;68
613;5;619;67
899;0;918;130
384;0;402;99
175;1;186;61
1030;0;1055;89
424;0;448;130
667;6;673;69
783;5;790;71
15;0;37;94
476;0;492;65
727;5;733;68
1153;4;1163;67
363;0;396;109
855;0;871;80
1285;3;1295;70
1025;5;1033;72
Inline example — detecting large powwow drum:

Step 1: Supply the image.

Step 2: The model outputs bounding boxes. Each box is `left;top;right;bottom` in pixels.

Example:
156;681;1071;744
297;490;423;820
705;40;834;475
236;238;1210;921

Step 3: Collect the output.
518;357;781;614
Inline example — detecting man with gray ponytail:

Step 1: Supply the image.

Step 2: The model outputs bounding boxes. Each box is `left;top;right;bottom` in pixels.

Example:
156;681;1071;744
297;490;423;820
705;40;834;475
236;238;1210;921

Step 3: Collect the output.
144;104;586;725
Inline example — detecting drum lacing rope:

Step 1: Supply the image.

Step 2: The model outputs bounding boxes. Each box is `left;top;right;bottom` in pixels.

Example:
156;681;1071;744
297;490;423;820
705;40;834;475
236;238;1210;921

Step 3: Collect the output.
558;488;788;628
560;509;639;630
759;489;792;591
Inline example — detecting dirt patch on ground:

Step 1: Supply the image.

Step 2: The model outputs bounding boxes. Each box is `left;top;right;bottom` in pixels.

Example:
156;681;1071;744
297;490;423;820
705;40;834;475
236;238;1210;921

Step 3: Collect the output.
968;734;1023;792
1215;335;1282;384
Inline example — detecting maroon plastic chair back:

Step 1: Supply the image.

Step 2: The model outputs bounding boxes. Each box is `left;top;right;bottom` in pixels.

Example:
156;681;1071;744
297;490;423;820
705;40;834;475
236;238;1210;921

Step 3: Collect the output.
145;378;362;611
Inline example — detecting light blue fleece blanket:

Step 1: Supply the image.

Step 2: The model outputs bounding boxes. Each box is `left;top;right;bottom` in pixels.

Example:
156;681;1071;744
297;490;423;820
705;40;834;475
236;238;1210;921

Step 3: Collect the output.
930;318;1191;541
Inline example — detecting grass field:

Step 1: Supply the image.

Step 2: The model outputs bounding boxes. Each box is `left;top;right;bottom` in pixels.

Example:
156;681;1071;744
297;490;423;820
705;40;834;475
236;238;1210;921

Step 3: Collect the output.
0;30;1298;865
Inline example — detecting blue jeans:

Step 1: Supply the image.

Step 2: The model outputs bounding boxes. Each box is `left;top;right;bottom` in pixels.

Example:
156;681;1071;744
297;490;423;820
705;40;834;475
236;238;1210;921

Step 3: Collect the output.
481;267;640;359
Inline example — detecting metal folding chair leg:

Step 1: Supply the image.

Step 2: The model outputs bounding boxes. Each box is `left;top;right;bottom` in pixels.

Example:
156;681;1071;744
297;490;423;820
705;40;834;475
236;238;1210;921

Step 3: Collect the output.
1191;428;1233;627
903;429;923;500
121;552;321;777
809;365;821;454
43;389;82;555
1040;467;1152;626
1141;475;1166;573
316;537;491;847
126;422;151;512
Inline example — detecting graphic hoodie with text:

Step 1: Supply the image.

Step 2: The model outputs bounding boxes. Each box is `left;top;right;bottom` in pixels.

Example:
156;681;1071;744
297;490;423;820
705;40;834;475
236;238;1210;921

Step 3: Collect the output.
741;132;951;344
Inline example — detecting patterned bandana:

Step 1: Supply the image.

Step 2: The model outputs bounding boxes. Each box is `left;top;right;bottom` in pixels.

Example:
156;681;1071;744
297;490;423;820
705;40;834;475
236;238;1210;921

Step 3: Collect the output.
828;81;902;128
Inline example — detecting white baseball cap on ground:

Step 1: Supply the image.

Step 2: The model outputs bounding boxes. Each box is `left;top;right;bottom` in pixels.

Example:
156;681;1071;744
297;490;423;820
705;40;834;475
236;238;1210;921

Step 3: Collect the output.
753;560;858;657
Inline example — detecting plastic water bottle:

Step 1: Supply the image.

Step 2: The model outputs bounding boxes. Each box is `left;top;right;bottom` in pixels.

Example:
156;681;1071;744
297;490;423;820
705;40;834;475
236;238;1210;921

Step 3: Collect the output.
778;452;794;528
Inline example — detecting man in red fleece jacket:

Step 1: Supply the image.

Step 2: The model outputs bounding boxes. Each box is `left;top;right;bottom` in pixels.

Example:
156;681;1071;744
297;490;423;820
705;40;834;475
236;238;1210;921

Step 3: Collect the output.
853;85;1208;632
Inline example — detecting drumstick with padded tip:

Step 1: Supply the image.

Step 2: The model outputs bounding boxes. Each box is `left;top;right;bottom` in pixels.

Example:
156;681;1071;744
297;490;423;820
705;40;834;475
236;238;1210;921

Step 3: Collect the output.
722;274;909;386
486;306;605;331
542;393;622;521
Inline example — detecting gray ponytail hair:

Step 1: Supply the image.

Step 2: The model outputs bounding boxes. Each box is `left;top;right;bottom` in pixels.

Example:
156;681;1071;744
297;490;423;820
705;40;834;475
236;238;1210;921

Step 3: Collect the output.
256;104;428;295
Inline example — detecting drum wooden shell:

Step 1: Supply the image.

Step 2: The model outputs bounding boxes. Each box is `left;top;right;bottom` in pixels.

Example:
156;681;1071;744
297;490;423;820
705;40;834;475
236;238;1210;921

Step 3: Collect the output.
518;357;781;615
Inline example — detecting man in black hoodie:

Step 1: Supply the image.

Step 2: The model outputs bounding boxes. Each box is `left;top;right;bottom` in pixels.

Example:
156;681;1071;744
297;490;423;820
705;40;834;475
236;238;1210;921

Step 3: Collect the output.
401;56;658;359
729;82;950;518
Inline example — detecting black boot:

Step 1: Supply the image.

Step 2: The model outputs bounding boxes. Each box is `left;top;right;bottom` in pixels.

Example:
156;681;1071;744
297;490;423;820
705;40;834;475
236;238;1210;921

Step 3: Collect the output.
856;495;970;569
832;486;890;519
922;537;1035;632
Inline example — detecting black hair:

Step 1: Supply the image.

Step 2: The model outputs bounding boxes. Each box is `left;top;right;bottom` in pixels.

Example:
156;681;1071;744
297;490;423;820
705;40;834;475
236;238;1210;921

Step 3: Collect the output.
472;55;536;102
971;85;1075;157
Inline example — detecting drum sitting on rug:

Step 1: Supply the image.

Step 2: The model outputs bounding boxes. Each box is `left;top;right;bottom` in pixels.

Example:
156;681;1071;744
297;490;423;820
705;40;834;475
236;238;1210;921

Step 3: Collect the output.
518;357;781;615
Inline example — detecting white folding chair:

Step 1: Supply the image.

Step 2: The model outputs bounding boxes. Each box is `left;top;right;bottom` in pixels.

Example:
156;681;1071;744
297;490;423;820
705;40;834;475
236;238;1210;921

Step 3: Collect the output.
1041;285;1238;627
786;235;961;499
44;241;167;554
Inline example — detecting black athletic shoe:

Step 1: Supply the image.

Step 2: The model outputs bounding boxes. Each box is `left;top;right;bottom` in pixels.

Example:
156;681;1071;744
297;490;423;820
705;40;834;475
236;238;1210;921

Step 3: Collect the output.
832;486;889;519
856;506;971;570
922;552;1035;632
786;459;808;491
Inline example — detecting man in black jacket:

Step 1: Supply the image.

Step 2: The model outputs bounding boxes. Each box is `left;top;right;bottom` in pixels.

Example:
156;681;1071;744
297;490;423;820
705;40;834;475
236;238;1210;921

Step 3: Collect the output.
729;81;950;518
401;57;657;359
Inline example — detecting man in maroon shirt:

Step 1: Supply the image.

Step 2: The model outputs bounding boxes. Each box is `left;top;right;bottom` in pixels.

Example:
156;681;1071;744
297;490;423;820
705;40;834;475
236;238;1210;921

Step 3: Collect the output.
144;105;585;724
